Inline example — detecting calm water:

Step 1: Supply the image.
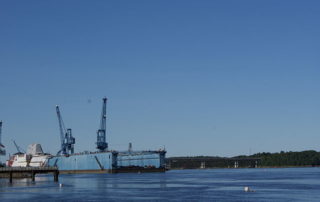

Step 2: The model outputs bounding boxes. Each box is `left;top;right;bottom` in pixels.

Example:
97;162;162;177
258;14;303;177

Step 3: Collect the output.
0;167;320;201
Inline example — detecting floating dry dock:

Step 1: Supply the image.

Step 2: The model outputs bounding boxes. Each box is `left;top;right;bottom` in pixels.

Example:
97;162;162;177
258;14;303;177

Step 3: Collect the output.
48;97;167;174
48;150;166;174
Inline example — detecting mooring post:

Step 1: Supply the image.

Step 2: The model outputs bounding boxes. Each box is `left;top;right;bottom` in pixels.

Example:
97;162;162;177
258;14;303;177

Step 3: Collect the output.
54;171;59;182
9;172;13;183
31;171;35;182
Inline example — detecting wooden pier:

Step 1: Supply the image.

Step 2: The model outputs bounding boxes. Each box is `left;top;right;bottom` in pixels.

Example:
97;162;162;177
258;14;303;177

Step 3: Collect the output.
0;167;59;183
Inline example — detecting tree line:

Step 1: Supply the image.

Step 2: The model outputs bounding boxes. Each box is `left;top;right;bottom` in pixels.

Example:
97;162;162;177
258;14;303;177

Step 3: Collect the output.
167;150;320;169
248;150;320;167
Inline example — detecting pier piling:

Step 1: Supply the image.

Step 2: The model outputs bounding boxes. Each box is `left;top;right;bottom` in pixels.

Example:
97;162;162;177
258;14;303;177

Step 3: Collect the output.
9;172;12;183
32;171;35;182
0;167;59;183
54;171;59;182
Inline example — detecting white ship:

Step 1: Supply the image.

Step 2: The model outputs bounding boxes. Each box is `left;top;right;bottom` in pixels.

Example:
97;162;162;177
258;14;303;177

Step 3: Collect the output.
6;144;51;167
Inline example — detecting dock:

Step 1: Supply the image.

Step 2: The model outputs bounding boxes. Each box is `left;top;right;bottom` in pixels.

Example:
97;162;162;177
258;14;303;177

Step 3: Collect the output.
0;166;59;183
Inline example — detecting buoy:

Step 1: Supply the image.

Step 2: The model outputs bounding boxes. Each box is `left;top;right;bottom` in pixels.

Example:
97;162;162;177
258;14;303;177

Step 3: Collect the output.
244;186;255;192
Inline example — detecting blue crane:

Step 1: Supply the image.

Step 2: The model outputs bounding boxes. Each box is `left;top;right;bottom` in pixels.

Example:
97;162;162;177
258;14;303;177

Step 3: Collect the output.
96;97;108;151
0;121;5;155
56;105;75;155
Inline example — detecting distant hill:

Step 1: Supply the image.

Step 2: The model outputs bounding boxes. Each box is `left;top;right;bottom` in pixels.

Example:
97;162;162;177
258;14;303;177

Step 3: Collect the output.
247;150;320;167
166;150;320;169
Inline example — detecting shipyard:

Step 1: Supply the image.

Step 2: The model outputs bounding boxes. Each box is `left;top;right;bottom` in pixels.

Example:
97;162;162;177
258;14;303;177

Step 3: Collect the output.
0;97;166;176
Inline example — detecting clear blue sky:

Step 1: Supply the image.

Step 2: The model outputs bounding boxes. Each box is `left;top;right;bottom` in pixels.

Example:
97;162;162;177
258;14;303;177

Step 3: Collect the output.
0;0;319;158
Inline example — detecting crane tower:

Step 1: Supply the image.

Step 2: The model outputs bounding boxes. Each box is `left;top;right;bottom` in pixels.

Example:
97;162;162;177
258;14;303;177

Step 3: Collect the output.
96;97;108;151
56;106;75;155
0;121;5;155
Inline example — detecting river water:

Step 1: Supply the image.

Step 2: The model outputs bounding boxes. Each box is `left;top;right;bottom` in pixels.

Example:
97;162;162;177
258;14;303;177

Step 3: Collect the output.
0;167;319;201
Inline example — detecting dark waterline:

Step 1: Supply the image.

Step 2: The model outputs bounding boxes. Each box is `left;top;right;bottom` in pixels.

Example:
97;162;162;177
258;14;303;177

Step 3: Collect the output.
1;167;320;201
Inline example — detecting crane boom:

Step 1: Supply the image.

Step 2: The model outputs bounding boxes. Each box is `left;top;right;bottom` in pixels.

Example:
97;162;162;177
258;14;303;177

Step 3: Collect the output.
12;140;25;153
56;106;66;150
56;105;75;155
96;97;108;151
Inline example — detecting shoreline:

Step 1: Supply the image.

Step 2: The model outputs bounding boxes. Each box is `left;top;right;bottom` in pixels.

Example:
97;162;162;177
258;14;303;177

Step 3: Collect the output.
168;165;320;170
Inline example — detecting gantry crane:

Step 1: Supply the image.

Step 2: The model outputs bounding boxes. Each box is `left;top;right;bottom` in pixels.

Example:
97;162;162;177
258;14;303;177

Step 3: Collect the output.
56;105;75;155
96;97;108;151
0;121;5;155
